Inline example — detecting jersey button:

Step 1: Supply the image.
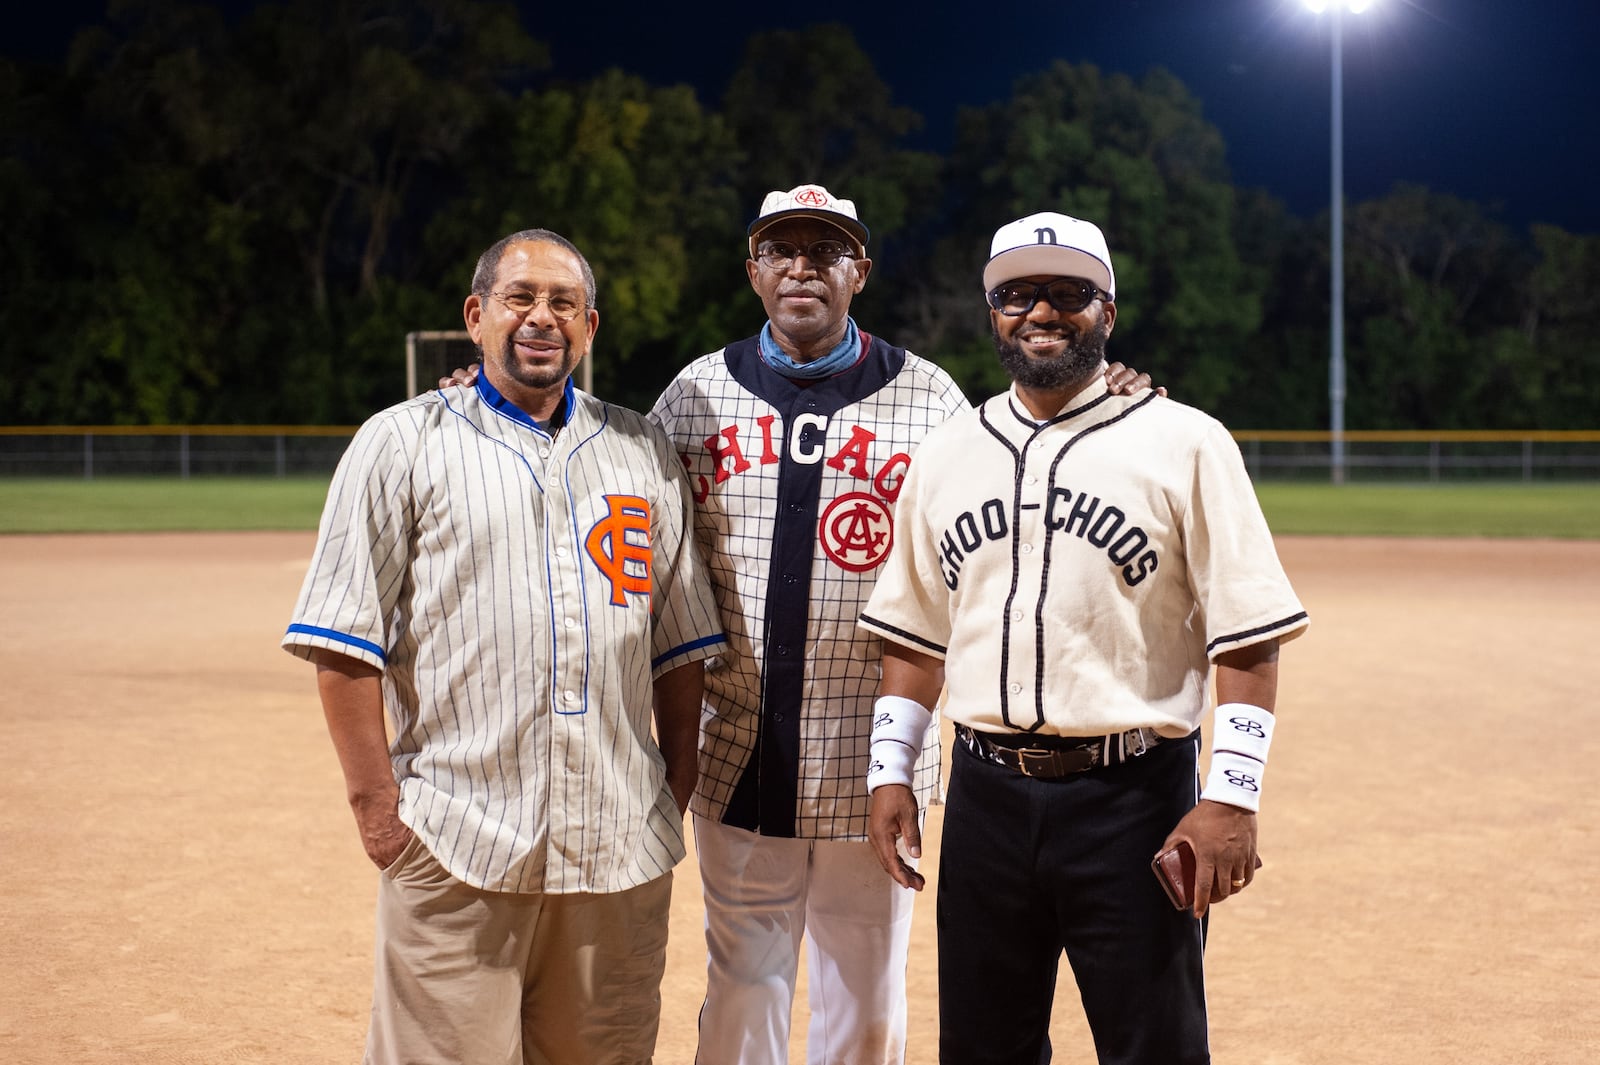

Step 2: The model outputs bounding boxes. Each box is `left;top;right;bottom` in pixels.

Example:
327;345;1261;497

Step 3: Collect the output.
1020;543;1034;554
1009;682;1022;694
1010;610;1024;622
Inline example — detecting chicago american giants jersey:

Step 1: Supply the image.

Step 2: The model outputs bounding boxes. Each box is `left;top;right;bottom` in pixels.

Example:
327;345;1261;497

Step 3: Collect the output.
860;376;1308;738
649;333;969;839
283;373;726;895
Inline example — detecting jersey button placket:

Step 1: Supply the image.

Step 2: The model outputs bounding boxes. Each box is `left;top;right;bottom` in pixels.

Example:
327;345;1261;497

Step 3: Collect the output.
546;488;583;715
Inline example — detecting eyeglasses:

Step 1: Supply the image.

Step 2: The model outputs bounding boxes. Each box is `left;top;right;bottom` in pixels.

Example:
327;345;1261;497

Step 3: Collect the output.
754;239;856;270
987;279;1110;317
488;290;588;322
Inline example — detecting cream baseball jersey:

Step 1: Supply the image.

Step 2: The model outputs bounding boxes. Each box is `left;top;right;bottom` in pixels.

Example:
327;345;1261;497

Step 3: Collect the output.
860;377;1308;738
649;334;969;839
283;374;726;894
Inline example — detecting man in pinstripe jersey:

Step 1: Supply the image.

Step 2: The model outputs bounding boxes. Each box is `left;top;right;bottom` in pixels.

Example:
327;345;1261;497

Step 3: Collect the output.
283;228;726;1065
648;186;1157;1065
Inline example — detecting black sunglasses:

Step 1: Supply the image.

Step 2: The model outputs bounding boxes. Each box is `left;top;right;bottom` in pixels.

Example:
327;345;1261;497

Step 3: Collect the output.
987;278;1110;317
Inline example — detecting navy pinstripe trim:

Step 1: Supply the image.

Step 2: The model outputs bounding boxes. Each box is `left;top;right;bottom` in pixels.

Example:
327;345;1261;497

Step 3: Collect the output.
652;632;727;670
557;400;613;714
858;613;947;656
285;624;386;662
440;388;542;489
1206;612;1310;655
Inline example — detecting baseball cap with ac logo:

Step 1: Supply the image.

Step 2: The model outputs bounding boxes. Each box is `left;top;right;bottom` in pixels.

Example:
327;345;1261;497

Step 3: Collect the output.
748;183;870;256
983;212;1116;301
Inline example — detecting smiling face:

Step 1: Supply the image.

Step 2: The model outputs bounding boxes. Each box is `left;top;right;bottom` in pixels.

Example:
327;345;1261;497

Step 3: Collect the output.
463;239;599;421
745;218;872;362
989;273;1116;398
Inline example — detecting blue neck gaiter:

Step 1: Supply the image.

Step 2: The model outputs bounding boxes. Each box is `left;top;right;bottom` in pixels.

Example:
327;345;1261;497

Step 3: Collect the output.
758;317;862;380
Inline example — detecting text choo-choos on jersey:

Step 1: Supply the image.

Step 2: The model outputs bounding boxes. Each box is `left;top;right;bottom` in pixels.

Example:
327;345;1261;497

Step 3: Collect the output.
937;486;1161;591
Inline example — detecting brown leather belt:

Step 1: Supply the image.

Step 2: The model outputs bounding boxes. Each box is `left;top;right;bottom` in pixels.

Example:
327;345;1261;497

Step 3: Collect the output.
955;723;1165;778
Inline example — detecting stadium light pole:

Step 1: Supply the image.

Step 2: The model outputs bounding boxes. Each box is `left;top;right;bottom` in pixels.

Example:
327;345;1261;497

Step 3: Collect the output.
1305;0;1372;485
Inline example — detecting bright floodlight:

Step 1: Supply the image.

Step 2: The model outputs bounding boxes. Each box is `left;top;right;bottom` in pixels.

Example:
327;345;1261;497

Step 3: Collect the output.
1303;0;1377;483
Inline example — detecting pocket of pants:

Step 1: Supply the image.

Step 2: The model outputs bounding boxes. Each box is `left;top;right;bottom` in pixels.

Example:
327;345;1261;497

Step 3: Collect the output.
380;831;424;878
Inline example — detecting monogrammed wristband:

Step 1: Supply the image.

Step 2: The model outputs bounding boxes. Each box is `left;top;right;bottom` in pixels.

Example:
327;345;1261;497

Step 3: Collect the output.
866;695;933;793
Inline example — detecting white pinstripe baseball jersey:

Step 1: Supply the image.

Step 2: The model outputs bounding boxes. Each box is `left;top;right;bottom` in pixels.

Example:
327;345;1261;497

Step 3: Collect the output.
860;376;1308;738
283;373;726;894
648;333;970;840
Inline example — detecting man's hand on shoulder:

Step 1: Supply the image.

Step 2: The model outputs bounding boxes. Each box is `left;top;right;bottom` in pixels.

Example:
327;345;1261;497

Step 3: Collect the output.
1104;361;1167;398
436;363;481;390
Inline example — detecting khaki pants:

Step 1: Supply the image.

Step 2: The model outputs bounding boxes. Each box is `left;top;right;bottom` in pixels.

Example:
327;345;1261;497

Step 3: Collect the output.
365;834;673;1065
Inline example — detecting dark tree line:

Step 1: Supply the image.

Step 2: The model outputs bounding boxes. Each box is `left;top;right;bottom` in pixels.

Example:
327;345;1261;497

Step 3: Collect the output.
3;0;1595;428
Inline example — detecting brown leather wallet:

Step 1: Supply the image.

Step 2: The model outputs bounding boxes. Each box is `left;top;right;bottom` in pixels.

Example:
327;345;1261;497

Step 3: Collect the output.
1151;841;1263;911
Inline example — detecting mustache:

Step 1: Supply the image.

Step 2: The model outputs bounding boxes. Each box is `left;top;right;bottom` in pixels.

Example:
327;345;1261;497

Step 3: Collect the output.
1013;323;1078;339
513;326;566;343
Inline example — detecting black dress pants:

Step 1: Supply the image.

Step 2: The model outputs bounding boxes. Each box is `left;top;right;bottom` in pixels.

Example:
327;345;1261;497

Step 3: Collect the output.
937;732;1209;1065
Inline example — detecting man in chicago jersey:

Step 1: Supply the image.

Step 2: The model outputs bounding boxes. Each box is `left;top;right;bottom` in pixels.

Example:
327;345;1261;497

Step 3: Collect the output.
651;187;1156;1065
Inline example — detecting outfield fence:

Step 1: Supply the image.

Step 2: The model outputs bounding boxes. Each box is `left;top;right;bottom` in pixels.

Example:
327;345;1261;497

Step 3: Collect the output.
1;426;1598;482
1234;430;1600;482
0;426;354;478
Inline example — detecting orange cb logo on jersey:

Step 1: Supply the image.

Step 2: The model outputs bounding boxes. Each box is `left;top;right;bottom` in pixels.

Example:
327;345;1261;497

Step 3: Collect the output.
585;495;652;605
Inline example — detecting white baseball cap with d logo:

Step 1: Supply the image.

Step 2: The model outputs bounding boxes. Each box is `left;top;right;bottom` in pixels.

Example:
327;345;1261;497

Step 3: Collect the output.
983;212;1116;300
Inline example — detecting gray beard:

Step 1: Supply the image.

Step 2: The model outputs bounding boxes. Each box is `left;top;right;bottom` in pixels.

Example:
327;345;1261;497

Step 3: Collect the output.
486;329;577;392
992;317;1110;391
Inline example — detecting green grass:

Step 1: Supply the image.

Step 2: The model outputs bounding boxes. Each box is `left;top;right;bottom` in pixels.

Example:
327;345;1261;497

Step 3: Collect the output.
1256;482;1600;539
0;476;331;533
1;477;1597;538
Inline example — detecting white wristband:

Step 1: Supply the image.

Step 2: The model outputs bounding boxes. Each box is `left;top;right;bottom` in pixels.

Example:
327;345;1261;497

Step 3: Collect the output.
1201;702;1275;812
866;696;934;793
1202;750;1266;812
1213;702;1275;761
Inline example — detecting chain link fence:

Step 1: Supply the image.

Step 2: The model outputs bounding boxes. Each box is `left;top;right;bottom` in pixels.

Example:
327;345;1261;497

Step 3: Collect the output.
0;427;355;478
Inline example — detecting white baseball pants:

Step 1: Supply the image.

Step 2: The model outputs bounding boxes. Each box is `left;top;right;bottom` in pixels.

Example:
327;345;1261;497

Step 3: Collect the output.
693;814;917;1065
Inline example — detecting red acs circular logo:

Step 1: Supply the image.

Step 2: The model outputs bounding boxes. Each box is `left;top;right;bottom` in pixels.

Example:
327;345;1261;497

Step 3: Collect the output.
819;492;893;572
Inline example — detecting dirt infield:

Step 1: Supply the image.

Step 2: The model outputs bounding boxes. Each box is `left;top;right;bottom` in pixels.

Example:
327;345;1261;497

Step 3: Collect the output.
1;532;1596;1065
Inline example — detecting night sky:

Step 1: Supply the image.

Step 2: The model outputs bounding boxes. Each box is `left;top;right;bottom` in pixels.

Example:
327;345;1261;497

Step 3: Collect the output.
11;0;1599;234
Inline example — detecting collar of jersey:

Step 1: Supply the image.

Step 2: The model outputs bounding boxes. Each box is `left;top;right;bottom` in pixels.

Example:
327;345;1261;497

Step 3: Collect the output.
474;369;574;437
1007;373;1111;428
